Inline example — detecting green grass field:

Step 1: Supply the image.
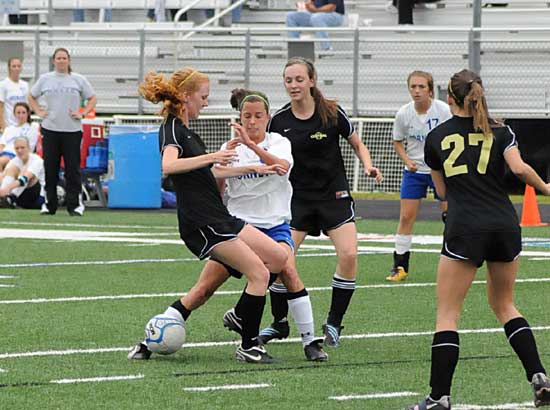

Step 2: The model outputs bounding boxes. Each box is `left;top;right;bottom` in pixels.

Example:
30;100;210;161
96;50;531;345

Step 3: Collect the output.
1;209;550;410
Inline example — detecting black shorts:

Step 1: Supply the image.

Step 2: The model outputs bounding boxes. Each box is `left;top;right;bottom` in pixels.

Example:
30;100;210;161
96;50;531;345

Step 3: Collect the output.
441;231;522;268
291;197;355;237
181;217;245;260
16;183;43;209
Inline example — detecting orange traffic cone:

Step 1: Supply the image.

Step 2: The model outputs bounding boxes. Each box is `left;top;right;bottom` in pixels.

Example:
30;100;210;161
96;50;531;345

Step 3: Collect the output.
520;185;548;227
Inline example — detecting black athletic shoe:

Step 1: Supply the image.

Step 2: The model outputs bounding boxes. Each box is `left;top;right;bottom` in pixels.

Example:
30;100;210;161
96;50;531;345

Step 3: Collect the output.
406;395;450;410
533;373;550;407
322;323;343;347
222;308;243;336
235;344;276;364
258;320;290;345
127;342;152;360
304;339;328;361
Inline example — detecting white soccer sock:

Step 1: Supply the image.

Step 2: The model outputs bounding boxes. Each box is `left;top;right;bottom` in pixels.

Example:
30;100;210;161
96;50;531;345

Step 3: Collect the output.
395;234;413;254
288;295;314;346
163;306;184;323
1;175;14;189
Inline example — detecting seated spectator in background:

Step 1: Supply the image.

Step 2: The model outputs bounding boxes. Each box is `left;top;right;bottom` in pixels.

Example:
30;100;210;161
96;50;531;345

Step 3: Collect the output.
0;136;45;209
0;58;29;133
387;0;440;24
73;7;112;22
0;102;39;172
286;0;345;51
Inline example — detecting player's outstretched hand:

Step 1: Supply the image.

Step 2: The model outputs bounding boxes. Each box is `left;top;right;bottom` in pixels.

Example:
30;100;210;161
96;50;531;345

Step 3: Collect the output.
225;138;241;150
229;122;254;147
211;149;237;166
366;166;383;183
253;164;287;175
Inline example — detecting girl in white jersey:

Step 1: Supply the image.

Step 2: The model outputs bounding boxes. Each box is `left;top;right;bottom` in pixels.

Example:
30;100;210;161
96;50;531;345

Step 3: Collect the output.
386;71;452;282
0;102;39;172
0;136;45;209
129;70;288;364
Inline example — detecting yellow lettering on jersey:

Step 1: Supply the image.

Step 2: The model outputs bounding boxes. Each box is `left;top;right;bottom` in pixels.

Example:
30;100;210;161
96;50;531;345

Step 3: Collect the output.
468;133;494;174
442;133;468;177
310;132;328;140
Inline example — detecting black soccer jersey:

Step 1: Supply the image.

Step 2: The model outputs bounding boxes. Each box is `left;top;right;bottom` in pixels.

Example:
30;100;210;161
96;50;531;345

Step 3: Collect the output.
159;114;233;236
424;116;520;238
268;103;354;201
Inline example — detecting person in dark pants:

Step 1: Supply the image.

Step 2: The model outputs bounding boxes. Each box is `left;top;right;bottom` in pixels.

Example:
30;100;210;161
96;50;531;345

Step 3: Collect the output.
28;47;96;216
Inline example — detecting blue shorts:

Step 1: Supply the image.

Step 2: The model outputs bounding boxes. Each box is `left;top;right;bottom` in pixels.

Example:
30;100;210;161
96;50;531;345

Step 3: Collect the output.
400;170;440;200
258;222;295;253
0;151;16;159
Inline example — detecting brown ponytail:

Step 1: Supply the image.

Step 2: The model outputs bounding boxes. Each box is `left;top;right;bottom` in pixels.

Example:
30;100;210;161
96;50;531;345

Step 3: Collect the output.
230;88;269;113
138;67;209;119
449;69;492;138
284;57;338;128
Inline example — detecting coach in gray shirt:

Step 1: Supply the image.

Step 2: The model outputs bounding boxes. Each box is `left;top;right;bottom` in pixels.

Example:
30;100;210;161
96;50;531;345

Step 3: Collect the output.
29;47;96;216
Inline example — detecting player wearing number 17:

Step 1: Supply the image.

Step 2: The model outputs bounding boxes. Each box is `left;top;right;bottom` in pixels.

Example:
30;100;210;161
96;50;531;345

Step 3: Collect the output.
405;69;550;410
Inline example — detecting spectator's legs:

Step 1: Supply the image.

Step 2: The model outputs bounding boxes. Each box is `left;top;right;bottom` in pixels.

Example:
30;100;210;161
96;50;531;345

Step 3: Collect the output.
310;12;344;50
61;131;83;212
398;0;414;24
41;129;62;213
146;9;155;21
231;0;242;22
104;8;113;22
154;0;166;22
286;11;312;39
73;8;85;22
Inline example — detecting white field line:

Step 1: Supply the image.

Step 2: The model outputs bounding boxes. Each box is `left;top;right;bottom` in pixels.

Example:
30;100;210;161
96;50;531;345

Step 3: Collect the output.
1;221;175;230
329;391;418;400
453;402;533;409
2;326;550;360
0;257;197;269
50;374;144;384
0;368;6;372
2;277;549;305
183;383;271;392
0;284;16;288
0;275;17;279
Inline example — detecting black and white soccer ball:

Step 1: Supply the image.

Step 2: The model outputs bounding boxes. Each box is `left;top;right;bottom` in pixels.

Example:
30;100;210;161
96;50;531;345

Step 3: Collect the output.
144;315;186;355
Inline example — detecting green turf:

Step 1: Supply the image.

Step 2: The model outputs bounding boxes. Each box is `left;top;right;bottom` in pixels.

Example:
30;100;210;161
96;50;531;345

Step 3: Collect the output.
1;209;549;409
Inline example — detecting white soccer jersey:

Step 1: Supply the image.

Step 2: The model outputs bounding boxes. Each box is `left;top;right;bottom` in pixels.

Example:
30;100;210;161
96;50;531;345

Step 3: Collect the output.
0;122;40;154
221;132;293;229
393;99;452;174
0;78;29;127
6;153;45;196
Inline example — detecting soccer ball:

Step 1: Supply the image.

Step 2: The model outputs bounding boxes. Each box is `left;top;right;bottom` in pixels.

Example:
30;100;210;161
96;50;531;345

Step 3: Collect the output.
144;315;186;355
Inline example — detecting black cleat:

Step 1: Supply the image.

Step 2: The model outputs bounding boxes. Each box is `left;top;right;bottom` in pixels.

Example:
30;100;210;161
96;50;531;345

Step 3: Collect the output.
127;342;152;360
235;344;276;364
405;395;450;410
223;308;243;336
258;320;290;345
322;323;343;347
533;372;550;407
304;339;328;361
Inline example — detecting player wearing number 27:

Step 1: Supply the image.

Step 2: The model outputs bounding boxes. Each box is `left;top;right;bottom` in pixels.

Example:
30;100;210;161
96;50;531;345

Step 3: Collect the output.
405;69;550;410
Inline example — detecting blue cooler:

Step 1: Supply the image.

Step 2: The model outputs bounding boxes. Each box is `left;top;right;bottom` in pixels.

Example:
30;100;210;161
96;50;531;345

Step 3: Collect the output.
108;125;161;208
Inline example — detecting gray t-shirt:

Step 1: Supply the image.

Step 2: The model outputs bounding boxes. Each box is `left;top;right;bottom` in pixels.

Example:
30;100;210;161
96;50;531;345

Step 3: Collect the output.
30;71;95;132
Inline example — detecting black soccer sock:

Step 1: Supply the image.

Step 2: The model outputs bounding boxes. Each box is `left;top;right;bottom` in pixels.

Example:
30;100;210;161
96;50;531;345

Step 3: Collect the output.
393;251;411;272
429;331;460;400
505;317;546;381
327;275;356;327
239;292;266;350
170;299;192;321
269;282;289;323
268;273;278;288
234;288;246;318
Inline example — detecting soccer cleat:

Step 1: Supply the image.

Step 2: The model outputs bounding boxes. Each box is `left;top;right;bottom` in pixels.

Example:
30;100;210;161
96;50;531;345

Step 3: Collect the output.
322;323;343;348
223;308;243;336
533;372;550;407
304;339;328;362
386;266;408;282
406;395;451;410
235;344;276;364
40;203;55;215
127;342;152;360
257;320;290;345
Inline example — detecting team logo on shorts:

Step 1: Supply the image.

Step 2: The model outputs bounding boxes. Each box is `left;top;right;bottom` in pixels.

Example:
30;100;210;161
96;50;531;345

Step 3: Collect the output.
310;132;328;141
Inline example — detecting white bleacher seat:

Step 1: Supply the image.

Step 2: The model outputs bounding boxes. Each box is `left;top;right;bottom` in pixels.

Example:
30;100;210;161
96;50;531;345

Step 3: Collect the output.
19;0;230;9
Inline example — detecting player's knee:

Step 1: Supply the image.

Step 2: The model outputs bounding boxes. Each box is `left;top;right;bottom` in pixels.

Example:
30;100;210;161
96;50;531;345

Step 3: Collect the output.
338;248;358;270
267;247;287;274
